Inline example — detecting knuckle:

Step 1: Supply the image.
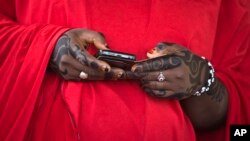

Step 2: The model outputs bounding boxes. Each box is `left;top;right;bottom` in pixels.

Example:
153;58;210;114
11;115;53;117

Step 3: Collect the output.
175;70;185;79
92;32;103;39
176;85;186;92
60;56;70;64
58;63;67;71
170;56;182;66
175;71;184;79
97;32;105;38
61;74;70;80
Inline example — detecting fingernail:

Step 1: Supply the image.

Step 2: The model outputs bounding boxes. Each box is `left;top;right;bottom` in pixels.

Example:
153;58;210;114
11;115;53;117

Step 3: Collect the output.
106;45;110;49
133;67;141;72
117;72;123;78
105;67;109;72
120;73;125;79
147;48;155;54
131;65;138;72
104;66;111;72
100;65;110;72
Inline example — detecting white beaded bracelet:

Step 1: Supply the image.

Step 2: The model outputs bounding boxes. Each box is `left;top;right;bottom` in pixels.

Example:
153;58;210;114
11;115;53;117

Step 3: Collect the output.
193;56;215;96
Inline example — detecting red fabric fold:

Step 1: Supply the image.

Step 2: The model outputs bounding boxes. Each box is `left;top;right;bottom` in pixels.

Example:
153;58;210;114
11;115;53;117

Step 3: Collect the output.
0;13;69;140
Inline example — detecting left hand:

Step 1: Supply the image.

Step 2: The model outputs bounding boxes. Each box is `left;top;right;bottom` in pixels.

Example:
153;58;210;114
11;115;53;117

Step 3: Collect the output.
126;42;210;100
49;28;124;81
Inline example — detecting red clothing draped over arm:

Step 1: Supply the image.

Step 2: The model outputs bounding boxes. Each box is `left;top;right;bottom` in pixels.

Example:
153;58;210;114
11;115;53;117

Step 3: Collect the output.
0;2;69;140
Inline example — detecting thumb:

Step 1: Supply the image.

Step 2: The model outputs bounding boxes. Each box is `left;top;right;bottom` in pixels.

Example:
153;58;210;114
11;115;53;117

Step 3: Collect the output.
83;31;110;50
92;38;110;50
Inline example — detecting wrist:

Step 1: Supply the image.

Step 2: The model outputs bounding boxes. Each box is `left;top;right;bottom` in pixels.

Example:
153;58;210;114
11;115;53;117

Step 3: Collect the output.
193;56;215;96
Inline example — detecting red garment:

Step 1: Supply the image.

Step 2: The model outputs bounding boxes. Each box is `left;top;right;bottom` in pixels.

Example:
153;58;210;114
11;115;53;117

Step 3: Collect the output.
0;0;249;141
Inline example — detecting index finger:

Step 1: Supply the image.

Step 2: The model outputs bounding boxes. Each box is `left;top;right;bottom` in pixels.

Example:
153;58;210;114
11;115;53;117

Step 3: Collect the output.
131;55;182;72
70;44;111;72
82;30;109;50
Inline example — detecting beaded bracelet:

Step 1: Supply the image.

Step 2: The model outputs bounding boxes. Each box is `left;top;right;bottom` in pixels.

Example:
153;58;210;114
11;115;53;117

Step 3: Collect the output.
193;56;215;96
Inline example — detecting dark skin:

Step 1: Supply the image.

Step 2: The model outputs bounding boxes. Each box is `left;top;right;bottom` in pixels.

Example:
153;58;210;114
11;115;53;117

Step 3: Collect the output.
50;29;228;131
49;28;124;80
125;42;228;130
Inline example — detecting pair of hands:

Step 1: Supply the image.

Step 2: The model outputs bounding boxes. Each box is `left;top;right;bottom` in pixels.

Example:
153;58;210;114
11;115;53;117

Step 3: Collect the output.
49;29;210;100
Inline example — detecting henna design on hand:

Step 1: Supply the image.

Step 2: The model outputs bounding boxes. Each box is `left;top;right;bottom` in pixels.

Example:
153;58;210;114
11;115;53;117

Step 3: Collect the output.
49;35;72;77
132;56;182;72
179;51;227;102
147;42;187;59
180;50;209;96
49;34;108;80
49;31;123;80
134;42;227;100
134;51;208;99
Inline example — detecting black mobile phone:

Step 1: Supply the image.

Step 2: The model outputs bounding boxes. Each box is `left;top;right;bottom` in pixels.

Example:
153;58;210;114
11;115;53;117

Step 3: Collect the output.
95;50;136;70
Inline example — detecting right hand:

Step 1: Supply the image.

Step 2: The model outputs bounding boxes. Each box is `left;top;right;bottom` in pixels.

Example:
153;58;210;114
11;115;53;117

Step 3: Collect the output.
124;42;210;100
49;28;124;81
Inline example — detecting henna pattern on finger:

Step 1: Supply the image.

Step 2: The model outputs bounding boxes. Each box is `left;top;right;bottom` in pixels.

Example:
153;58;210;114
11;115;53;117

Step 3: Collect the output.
69;44;88;65
70;43;109;72
153;90;166;97
134;56;182;72
147;42;186;59
121;71;147;79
